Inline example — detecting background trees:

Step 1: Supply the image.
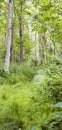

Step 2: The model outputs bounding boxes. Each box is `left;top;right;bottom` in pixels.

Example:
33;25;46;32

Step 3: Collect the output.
0;0;62;68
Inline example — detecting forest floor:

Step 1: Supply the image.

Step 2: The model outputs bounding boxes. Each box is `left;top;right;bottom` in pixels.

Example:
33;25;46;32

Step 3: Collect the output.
0;58;62;130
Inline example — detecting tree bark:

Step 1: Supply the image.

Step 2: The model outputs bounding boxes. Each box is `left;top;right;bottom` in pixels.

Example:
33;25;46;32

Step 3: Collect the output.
19;1;24;63
4;0;13;71
10;22;14;62
34;32;41;64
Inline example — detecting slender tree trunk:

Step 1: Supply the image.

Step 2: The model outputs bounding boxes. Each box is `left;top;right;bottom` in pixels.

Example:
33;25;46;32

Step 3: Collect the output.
54;41;56;55
42;32;47;63
44;32;48;62
4;0;13;71
38;33;42;62
19;17;24;63
28;24;32;40
11;22;14;62
36;33;40;64
19;1;24;63
34;32;37;62
34;32;41;64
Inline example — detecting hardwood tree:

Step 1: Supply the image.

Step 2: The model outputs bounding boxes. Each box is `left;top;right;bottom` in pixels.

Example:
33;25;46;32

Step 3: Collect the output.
5;0;13;71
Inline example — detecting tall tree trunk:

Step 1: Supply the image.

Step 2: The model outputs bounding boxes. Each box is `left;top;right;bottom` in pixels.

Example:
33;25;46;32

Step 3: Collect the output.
34;32;41;64
42;32;47;63
19;17;24;63
44;32;48;62
4;0;13;71
19;0;24;63
10;22;14;62
36;33;40;64
38;33;42;62
34;32;37;62
54;41;56;55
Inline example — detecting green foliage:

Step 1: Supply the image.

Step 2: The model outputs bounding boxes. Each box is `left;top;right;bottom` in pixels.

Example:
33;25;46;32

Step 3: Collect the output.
0;58;62;130
0;63;37;85
42;102;62;130
0;0;62;129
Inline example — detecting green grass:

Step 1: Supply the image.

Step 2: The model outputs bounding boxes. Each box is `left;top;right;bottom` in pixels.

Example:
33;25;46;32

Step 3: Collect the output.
0;58;62;130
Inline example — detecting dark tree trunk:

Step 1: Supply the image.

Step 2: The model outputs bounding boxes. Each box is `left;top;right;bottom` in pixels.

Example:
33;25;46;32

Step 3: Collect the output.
19;1;24;63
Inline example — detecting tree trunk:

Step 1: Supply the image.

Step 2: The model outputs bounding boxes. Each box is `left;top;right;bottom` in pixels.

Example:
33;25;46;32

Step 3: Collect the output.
42;32;47;63
34;32;41;64
34;32;37;62
19;1;24;63
10;22;14;62
19;17;24;63
4;0;13;71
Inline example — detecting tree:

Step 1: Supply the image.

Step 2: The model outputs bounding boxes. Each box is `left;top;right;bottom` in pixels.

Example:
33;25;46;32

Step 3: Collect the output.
4;0;13;71
19;0;24;63
0;0;61;67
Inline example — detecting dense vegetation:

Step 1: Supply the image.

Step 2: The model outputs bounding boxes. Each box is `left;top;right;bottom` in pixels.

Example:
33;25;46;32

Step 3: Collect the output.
0;0;62;130
0;58;62;130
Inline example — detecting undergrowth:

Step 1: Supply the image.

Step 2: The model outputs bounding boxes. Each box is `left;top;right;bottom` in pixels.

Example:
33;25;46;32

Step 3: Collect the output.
0;57;62;130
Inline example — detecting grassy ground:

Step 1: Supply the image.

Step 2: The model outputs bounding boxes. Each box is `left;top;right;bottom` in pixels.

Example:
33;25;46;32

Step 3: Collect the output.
0;59;62;130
